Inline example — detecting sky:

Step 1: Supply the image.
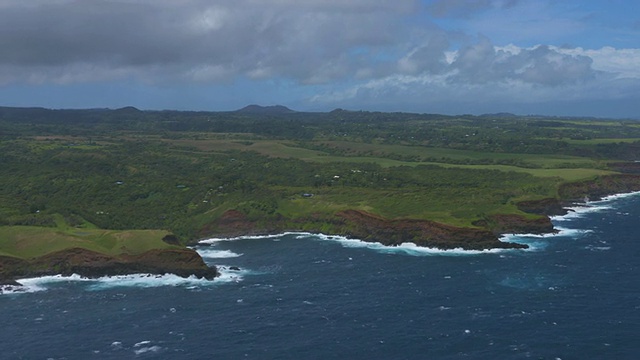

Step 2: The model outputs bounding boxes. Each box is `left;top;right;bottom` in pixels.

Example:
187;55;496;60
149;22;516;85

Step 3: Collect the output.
0;0;639;118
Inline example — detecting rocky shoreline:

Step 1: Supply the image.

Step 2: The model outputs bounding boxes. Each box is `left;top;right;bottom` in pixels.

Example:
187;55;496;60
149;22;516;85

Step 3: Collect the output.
3;174;640;287
0;247;217;286
199;174;640;252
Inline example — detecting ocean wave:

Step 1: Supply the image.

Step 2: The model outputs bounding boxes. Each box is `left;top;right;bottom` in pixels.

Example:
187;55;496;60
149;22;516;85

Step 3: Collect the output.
500;226;592;240
195;248;243;259
134;345;163;355
311;233;529;256
595;190;640;203
0;282;47;295
200;232;533;256
5;270;244;294
551;191;640;221
551;205;613;221
199;232;306;244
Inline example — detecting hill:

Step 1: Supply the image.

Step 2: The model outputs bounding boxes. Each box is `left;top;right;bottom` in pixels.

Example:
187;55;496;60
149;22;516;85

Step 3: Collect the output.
236;104;295;114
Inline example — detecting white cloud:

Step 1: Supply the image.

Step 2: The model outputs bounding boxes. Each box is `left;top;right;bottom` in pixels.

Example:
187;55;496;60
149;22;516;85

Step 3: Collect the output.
311;41;640;115
554;46;640;79
0;0;638;117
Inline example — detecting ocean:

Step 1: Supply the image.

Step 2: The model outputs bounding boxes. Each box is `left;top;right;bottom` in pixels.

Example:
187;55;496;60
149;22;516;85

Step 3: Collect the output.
1;193;639;359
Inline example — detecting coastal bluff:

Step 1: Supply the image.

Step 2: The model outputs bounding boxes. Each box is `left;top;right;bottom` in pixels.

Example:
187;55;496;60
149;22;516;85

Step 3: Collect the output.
199;174;640;251
0;247;217;286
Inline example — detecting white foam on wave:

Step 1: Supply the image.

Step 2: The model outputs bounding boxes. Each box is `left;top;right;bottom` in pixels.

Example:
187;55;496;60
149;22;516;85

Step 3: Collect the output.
134;345;163;355
84;273;222;291
195;248;243;259
199;232;306;244
553;205;612;221
0;283;46;295
596;190;640;202
215;266;250;282
500;226;592;240
552;191;640;222
199;232;534;256
9;271;240;293
312;233;526;256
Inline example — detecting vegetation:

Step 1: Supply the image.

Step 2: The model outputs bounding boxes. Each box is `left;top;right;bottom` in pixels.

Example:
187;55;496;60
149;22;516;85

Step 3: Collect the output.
1;105;639;256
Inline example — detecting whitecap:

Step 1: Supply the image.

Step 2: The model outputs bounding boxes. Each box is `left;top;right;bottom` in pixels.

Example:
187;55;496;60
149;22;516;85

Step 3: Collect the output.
215;266;252;283
595;190;640;202
585;245;611;251
315;234;527;256
552;226;594;237
551;205;613;221
13;272;235;293
551;191;640;222
498;233;557;247
134;345;162;355
195;249;243;259
202;231;535;256
500;226;592;242
0;283;46;295
198;232;308;244
85;273;236;291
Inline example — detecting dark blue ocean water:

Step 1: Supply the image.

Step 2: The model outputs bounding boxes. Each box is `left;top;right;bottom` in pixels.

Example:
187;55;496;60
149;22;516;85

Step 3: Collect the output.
2;194;639;359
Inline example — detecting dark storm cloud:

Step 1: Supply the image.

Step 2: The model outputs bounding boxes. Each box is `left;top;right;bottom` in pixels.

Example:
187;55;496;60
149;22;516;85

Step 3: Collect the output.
0;0;417;83
0;1;191;66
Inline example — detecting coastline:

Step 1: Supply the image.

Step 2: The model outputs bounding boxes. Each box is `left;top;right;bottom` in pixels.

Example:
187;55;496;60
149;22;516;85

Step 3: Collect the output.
4;176;640;289
197;189;640;255
196;176;640;253
0;247;218;287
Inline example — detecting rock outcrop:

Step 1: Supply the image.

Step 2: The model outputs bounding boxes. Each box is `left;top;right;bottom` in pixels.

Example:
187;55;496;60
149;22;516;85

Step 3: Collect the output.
196;174;640;252
516;198;568;216
558;174;640;201
474;214;556;235
0;247;217;286
335;210;527;250
199;209;528;250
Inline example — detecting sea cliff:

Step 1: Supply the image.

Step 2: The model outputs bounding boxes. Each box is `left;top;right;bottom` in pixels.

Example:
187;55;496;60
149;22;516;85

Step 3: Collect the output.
5;175;640;286
199;209;530;251
198;174;640;251
0;247;217;286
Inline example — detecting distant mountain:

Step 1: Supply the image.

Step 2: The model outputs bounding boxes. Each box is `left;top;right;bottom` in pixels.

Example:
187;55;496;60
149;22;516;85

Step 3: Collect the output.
114;106;142;113
479;112;518;118
236;104;295;114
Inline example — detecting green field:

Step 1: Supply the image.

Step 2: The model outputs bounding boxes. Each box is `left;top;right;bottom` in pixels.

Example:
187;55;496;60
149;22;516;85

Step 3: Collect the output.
0;226;173;259
2;106;640;255
165;138;611;181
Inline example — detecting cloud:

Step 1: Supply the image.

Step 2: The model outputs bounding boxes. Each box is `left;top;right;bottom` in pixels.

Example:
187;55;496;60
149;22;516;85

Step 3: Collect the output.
397;31;450;75
0;0;638;117
427;0;520;18
0;0;418;84
450;40;597;86
310;39;640;116
553;46;640;79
